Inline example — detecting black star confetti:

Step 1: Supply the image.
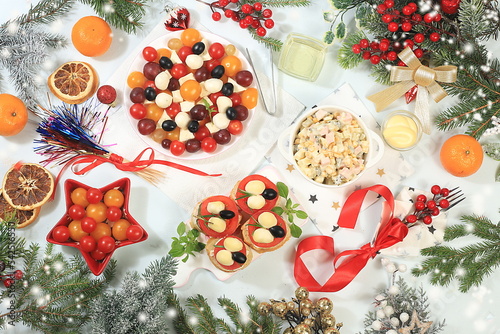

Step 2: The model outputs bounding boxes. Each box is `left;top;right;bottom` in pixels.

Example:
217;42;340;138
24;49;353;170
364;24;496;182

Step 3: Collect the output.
428;225;436;234
309;195;318;203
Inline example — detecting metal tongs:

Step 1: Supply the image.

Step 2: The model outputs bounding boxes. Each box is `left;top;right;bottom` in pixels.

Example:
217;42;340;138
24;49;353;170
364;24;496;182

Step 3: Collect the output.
245;48;277;115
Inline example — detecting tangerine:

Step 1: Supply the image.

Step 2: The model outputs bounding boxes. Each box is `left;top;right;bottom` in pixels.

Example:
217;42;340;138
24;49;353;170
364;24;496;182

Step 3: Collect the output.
439;134;483;177
71;16;113;57
0;94;28;136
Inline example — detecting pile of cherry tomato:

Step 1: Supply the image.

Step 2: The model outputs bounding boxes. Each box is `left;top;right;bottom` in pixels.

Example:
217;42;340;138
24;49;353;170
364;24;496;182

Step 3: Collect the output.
126;28;258;156
51;187;144;261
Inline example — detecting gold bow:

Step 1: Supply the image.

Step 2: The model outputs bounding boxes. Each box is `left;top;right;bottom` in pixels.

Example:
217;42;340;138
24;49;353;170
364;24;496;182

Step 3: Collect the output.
367;47;457;134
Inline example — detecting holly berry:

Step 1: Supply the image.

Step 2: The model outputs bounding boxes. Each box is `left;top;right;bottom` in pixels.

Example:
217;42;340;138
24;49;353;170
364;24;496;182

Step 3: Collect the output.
429;32;440;42
382;14;393;23
426;200;437;210
415;201;425;211
253;2;262;11
359;39;369;48
352;44;361;54
97;85;117;105
431;185;441;195
414;33;425;43
423;215;432;225
440;188;450;197
262;9;272;18
3;278;14;288
13;270;23;280
388;22;399;32
416;194;427;202
256;27;266;36
401;22;412;31
370;55;381;65
431;207;441;216
439;199;450;209
406;214;417;223
241;3;253;13
212;12;222;21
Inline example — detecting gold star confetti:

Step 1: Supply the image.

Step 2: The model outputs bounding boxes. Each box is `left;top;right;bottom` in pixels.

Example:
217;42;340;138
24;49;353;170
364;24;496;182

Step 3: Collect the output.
286;164;295;172
399;310;433;334
376;168;385;177
332;202;340;210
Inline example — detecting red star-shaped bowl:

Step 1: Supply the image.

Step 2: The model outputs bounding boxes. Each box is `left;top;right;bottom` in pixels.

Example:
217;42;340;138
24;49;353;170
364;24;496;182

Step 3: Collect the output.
47;178;148;275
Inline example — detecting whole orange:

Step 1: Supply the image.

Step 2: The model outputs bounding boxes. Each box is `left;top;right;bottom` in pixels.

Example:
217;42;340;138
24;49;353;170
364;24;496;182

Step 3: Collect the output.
71;16;112;57
0;94;28;136
440;134;483;177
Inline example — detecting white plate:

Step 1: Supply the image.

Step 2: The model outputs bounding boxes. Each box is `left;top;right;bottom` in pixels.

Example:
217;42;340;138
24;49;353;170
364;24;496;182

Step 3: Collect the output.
123;30;256;161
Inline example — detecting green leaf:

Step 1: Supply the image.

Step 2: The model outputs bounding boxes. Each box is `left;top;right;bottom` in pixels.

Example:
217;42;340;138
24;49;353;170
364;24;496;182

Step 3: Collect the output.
169;247;185;258
295;210;308;219
336;22;346;39
196;242;206;252
290;223;302;238
323;10;334;22
355;3;371;20
190;229;200;237
286;198;292;209
287;213;294;223
276;182;289;198
324;30;335;44
177;222;186;236
483;143;500;161
272;206;284;215
332;0;350;9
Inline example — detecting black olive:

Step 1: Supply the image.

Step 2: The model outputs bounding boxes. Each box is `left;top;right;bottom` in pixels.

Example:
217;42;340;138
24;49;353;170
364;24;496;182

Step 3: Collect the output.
162;120;177;132
269;225;286;238
221;82;234;96
232;251;247;264
226;107;237;120
159;56;174;69
262;188;278;200
219;210;235;219
144;87;157;101
187;120;199;133
211;65;225;78
192;41;205;55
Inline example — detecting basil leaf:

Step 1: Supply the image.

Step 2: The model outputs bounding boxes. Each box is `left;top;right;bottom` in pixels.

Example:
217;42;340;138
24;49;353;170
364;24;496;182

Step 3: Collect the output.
296;210;308;219
277;182;289;198
177;222;186;236
290;224;302;238
272;206;284;215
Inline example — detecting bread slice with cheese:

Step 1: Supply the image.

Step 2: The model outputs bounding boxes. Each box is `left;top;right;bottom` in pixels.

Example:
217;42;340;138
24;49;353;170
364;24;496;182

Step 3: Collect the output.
190;195;241;238
241;210;291;253
206;236;253;272
230;174;279;215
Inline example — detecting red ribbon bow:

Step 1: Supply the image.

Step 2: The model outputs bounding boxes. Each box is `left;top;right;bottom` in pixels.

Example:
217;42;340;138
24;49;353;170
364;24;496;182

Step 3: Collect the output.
52;148;221;199
165;7;190;31
294;185;409;292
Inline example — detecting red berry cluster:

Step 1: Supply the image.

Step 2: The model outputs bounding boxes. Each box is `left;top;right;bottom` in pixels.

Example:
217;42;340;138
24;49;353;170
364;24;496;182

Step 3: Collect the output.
0;261;24;288
208;0;274;36
402;185;450;226
351;0;445;65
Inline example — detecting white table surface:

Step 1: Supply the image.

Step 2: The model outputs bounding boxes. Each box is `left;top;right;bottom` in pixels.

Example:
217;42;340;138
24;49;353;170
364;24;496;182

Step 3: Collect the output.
1;1;500;333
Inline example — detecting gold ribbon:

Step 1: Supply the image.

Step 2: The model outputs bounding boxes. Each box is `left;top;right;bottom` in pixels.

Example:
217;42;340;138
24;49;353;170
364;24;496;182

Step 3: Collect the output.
367;47;457;134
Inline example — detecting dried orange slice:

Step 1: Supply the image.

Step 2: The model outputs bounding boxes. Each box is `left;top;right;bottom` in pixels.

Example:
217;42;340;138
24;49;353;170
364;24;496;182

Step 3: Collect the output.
0;189;41;228
2;163;54;211
48;61;99;104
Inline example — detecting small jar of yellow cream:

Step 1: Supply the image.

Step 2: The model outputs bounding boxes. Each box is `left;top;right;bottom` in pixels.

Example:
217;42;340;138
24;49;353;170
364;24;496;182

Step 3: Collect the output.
382;111;422;150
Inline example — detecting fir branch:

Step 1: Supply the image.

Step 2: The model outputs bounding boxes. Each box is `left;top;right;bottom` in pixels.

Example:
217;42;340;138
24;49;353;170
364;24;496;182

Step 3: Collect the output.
5;0;75;27
0;219;26;266
254;0;312;7
412;213;500;293
248;28;283;51
338;30;366;69
186;294;220;333
167;293;196;334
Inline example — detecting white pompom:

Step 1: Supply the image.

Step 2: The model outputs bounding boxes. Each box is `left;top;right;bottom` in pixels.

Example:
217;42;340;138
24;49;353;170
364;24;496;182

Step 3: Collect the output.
400;312;410;323
371;320;382;330
388;285;400;295
376;309;386;319
385;263;397;273
375;294;386;301
390;317;400;326
384;305;394;317
381;258;390;266
386;330;398;334
398;264;407;272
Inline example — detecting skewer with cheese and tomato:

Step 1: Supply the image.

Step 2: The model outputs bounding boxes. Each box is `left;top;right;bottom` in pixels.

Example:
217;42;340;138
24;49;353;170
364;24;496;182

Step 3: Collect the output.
206;236;253;272
190;195;241;238
241;210;290;253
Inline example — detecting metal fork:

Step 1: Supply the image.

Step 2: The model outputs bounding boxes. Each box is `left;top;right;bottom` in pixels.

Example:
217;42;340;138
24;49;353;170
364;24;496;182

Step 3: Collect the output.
442;186;466;211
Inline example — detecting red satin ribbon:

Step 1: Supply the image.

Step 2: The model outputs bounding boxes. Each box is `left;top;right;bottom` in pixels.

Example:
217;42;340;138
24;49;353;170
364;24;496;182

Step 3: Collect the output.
51;148;221;199
294;185;409;292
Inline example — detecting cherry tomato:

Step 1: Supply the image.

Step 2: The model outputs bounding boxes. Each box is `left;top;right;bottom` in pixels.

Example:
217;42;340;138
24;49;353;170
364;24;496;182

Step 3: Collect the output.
209;92;224;105
52;226;70;243
90;249;106;261
112;219;131;241
178;46;193;63
106;206;122;222
86;202;108;223
166;102;181;119
68;220;88;242
229;93;242;106
171;63;189;79
205;59;221;72
90;222;112;240
103;189;125;208
180;80;202;102
220;55;242;77
86;188;103;204
81;217;97;233
228;120;243;135
68;204;86;220
194;125;211;141
142;46;158;62
156;48;172;62
126;225;144;242
130;103;147;120
201;137;217;153
143;80;158;92
170;140;186;156
241;88;258;109
97;236;116;253
127;71;147;89
71;187;89;208
79;235;97;253
145;103;164;123
208;42;225;59
180;28;202;47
